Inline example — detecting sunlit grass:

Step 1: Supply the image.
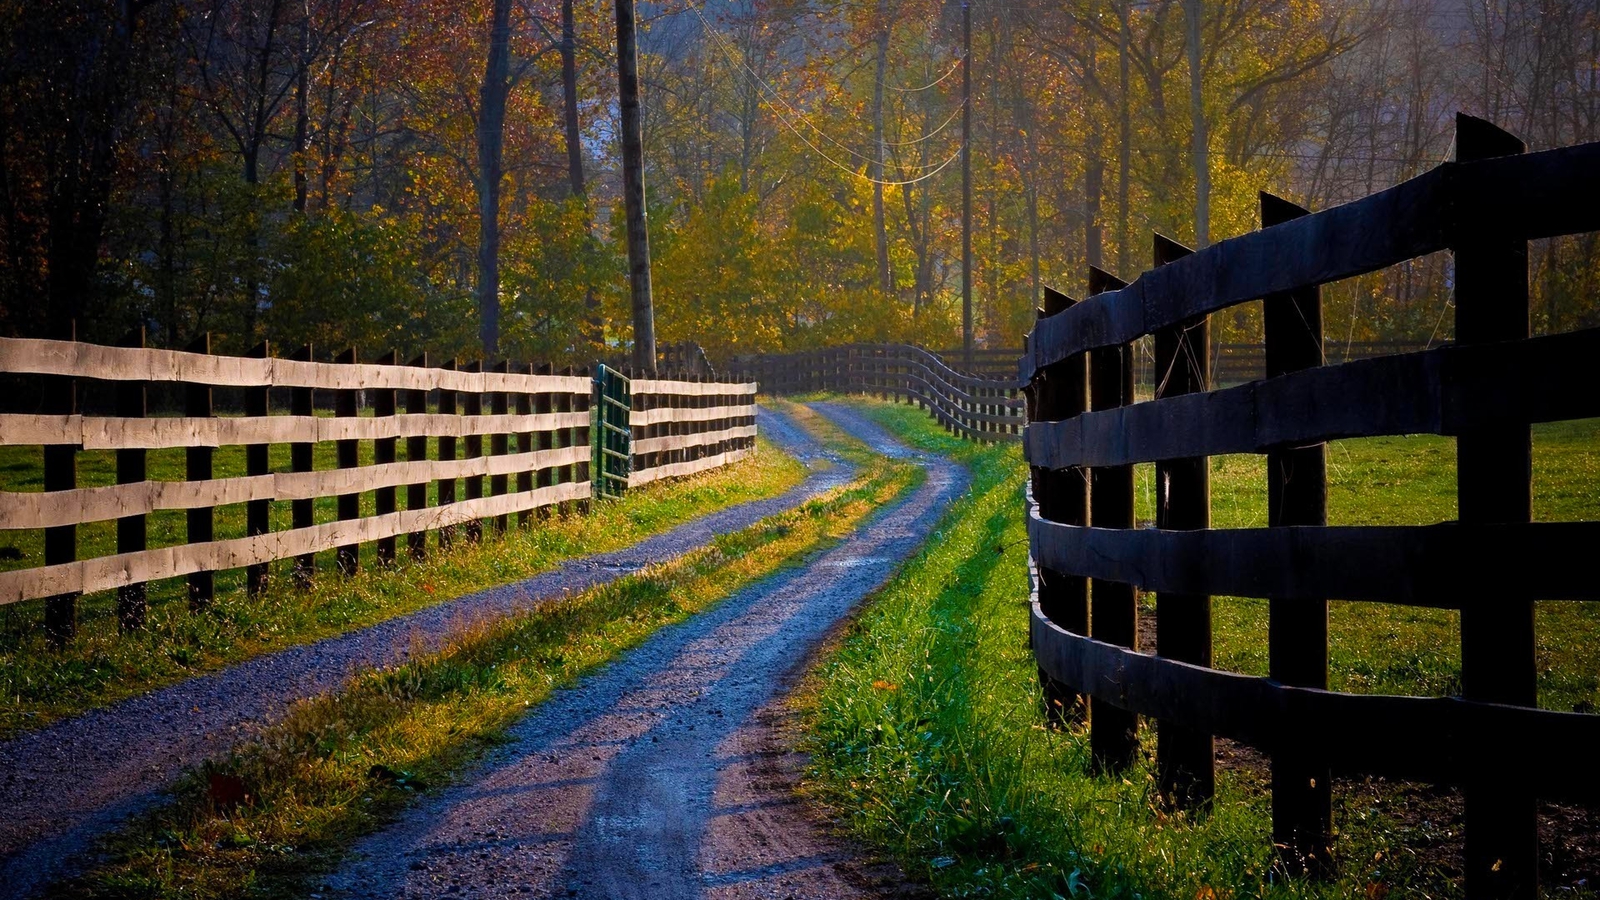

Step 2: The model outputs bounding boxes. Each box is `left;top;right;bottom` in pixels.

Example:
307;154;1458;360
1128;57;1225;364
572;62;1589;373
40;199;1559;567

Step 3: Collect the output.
803;399;1599;899
0;435;807;740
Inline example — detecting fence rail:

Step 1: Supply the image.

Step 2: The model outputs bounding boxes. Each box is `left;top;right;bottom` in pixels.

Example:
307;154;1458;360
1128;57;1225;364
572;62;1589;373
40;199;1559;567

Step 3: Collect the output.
731;343;1024;442
0;336;756;643
1022;114;1600;899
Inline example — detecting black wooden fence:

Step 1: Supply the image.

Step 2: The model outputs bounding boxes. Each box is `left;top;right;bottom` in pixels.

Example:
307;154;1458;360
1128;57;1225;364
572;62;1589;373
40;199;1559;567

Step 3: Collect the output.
731;343;1024;442
1022;114;1600;899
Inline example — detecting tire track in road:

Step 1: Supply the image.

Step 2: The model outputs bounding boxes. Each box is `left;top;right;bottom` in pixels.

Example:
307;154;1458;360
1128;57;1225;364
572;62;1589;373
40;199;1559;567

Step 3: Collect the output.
0;406;842;900
328;403;965;900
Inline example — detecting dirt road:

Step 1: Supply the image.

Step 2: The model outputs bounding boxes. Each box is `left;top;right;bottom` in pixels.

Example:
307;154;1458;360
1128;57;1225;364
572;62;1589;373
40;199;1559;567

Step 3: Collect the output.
327;403;962;899
0;406;845;899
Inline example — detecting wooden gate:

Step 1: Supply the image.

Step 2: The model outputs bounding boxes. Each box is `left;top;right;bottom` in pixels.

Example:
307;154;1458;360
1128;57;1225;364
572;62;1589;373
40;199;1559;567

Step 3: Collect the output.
591;364;632;500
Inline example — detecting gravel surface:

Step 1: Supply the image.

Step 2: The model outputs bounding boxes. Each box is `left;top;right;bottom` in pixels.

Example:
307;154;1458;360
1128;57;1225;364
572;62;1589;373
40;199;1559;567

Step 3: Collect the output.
326;402;965;900
0;406;844;900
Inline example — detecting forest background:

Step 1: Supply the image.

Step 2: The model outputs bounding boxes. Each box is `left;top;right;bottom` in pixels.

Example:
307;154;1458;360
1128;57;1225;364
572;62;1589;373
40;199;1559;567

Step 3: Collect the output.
1;0;1596;368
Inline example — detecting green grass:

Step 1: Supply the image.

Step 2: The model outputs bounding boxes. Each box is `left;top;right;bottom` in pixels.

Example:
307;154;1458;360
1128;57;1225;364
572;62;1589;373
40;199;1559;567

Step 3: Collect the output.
0;434;808;741
803;398;1599;899
52;400;920;900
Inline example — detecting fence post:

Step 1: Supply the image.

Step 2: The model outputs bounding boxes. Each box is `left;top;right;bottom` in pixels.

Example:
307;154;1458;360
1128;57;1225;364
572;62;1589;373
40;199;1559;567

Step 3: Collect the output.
1151;234;1214;809
516;364;535;526
406;353;430;559
576;365;592;514
536;363;555;518
1031;288;1089;725
374;350;399;565
43;321;78;646
462;360;484;542
186;333;215;610
117;327;150;629
559;366;577;515
1453;113;1538;900
1086;265;1138;774
1261;191;1332;875
335;346;360;576
244;340;271;595
438;359;459;549
490;360;510;534
290;344;316;585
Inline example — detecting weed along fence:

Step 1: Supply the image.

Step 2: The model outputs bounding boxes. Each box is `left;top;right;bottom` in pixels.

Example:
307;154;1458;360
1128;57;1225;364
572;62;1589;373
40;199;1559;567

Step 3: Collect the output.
732;343;1024;442
0;336;756;645
1022;114;1600;899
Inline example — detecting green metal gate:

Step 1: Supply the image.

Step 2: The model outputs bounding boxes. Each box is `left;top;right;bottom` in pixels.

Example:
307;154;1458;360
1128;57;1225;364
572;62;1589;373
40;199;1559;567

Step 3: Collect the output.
592;365;631;500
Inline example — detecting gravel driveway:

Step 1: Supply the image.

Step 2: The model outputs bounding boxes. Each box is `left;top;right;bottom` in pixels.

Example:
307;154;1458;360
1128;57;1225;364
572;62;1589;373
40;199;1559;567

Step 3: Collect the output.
0;405;848;899
325;402;965;899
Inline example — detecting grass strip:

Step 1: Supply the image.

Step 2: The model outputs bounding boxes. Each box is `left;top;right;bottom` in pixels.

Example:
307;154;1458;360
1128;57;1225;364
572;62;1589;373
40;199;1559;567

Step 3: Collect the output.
55;404;919;900
0;437;806;741
803;399;1598;900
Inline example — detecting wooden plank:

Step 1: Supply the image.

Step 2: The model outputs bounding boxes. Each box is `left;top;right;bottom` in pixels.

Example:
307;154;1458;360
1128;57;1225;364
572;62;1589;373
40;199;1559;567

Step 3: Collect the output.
1086;266;1139;775
0;447;588;529
627;403;757;428
627;446;755;486
1025;325;1600;469
1150;234;1213;810
185;333;215;611
0;336;591;395
629;378;758;396
117;328;150;628
0;410;589;450
1028;600;1600;805
0;480;594;606
1454;113;1537;900
1023;139;1600;380
632;425;758;456
1027;510;1600;605
1260;192;1332;875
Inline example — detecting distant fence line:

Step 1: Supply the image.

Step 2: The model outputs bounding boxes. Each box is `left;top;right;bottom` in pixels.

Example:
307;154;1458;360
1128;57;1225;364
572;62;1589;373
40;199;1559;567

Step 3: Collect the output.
1022;114;1600;898
730;343;1024;442
0;334;755;645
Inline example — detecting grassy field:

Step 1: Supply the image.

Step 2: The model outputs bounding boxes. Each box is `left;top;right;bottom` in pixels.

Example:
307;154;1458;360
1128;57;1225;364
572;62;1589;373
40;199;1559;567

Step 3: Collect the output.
53;400;921;900
0;433;808;741
803;399;1599;899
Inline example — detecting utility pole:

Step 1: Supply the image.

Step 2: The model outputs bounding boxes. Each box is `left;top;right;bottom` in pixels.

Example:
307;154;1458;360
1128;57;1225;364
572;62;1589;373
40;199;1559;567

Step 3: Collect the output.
961;0;973;370
615;0;656;371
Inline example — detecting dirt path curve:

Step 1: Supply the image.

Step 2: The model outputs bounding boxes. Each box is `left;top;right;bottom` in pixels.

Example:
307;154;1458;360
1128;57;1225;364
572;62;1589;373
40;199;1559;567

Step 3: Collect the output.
327;403;963;900
0;406;845;899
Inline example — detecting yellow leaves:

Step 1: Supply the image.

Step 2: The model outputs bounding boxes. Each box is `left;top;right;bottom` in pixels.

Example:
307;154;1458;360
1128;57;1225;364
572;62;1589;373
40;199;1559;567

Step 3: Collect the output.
871;679;899;691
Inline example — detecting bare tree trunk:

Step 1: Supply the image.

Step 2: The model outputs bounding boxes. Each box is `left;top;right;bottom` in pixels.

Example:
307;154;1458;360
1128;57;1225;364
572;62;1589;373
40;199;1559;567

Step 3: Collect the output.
1117;0;1132;271
1183;0;1209;247
560;0;602;351
293;3;309;213
476;0;512;359
615;0;655;369
1084;22;1104;271
872;1;892;300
